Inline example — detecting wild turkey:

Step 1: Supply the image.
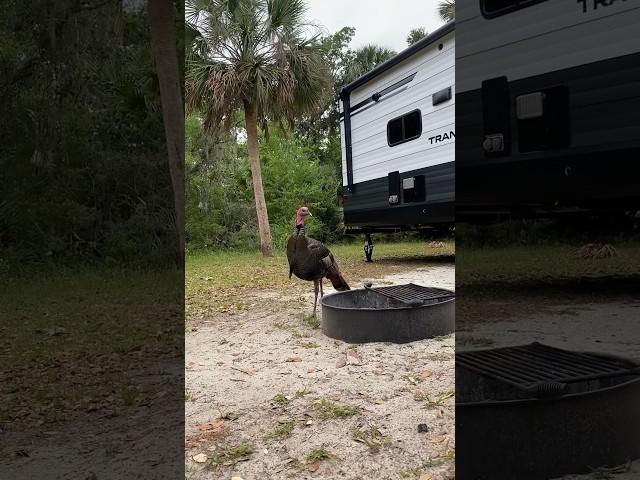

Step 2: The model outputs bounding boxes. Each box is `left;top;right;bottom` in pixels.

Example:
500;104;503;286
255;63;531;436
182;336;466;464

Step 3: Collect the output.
287;207;350;316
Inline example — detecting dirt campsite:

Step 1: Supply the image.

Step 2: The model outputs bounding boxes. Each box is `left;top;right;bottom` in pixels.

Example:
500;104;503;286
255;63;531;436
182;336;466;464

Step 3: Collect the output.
185;241;456;480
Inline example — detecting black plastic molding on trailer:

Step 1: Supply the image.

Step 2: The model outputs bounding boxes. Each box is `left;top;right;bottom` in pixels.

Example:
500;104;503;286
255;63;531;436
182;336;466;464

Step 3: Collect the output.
339;21;455;193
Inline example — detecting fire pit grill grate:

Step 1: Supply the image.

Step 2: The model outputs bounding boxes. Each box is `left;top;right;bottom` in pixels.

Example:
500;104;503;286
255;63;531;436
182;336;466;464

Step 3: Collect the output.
456;342;639;392
371;283;454;305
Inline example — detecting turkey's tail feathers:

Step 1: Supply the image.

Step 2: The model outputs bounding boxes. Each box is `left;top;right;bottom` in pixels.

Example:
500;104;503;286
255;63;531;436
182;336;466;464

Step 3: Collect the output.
327;271;350;291
322;253;350;291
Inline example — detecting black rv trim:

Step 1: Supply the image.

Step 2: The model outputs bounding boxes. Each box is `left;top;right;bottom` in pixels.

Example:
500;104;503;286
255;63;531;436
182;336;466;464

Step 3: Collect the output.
344;87;409;120
342;162;455;228
481;0;548;19
342;93;354;191
340;73;417;120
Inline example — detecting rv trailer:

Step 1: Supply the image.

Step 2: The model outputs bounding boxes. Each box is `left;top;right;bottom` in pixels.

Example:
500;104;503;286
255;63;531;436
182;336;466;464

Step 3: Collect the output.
339;22;455;260
456;0;640;219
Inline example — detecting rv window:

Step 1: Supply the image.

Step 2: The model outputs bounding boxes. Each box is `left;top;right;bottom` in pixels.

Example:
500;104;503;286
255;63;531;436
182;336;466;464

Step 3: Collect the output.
481;0;547;18
387;110;422;147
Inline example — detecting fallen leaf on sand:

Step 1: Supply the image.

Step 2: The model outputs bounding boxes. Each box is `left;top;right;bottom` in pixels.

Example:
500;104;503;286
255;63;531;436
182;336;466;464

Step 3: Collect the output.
346;350;363;365
307;368;317;373
196;420;225;432
307;459;321;472
420;370;433;378
419;474;434;480
286;356;303;362
192;453;208;463
335;357;347;368
430;435;445;444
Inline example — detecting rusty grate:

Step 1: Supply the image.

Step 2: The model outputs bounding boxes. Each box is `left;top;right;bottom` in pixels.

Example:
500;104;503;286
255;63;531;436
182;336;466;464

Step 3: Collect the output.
457;342;640;392
371;283;454;305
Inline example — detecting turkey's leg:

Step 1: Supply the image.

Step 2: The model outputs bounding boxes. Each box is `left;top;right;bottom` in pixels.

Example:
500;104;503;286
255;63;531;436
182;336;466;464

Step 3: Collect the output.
312;279;319;317
319;279;324;298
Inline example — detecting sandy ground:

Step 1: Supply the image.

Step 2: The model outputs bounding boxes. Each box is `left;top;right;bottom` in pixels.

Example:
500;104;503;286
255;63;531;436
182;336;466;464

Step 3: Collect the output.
0;361;184;479
458;296;640;360
458;293;640;480
186;262;455;480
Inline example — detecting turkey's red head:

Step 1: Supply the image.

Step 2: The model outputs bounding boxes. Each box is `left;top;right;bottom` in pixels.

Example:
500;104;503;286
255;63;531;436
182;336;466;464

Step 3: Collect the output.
296;206;312;226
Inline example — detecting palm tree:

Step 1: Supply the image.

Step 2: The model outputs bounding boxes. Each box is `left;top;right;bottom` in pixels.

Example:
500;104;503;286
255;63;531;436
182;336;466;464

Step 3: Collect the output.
185;0;331;257
406;27;428;47
438;0;455;22
342;44;396;86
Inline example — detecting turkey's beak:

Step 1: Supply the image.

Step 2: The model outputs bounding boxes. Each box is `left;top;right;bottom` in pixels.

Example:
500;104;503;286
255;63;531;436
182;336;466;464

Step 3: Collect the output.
308;212;313;216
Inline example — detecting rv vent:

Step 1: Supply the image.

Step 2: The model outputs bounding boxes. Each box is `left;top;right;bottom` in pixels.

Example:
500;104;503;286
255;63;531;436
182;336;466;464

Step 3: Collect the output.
516;92;545;120
403;175;426;203
432;87;452;106
518;86;570;152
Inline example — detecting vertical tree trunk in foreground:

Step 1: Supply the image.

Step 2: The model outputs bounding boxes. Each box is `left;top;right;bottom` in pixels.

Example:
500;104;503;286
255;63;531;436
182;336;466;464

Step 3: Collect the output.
148;0;185;267
243;101;273;257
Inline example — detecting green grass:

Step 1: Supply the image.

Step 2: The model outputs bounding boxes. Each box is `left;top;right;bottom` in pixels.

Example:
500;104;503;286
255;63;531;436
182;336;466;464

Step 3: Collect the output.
263;418;296;440
310;398;361;419
307;446;332;462
272;393;290;406
185;239;454;319
294;387;310;399
457;243;640;288
301;314;320;329
271;389;309;408
0;267;182;431
423;390;455;409
352;426;390;451
208;443;254;466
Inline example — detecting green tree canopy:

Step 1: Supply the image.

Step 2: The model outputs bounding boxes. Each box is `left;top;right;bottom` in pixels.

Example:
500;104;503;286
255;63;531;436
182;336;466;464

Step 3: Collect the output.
406;27;428;46
438;0;455;21
185;0;332;256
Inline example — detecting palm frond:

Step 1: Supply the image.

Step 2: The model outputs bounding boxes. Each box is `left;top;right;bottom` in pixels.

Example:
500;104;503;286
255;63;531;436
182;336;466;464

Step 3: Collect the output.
438;0;455;22
185;0;331;132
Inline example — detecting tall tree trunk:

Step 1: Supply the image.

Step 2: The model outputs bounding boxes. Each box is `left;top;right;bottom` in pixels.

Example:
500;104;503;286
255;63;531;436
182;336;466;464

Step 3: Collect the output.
148;0;185;268
243;101;273;257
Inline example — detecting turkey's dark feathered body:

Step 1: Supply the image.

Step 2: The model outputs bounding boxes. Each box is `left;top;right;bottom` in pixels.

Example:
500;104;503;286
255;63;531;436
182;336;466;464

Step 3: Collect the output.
287;225;350;291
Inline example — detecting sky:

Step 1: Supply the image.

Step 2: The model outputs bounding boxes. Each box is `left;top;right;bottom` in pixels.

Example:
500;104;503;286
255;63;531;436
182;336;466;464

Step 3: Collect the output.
305;0;446;53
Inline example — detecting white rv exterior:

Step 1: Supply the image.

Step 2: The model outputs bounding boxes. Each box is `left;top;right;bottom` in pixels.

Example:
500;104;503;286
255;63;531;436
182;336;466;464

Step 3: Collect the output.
339;22;455;230
456;1;640;212
457;0;640;93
